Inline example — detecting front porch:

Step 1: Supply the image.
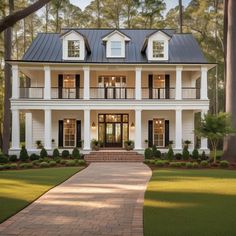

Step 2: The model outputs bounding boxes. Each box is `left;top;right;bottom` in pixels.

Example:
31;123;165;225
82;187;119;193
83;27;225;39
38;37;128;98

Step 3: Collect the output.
10;109;208;155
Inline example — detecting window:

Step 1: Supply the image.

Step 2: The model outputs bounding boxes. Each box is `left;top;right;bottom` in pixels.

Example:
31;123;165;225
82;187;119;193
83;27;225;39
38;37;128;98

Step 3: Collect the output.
64;119;76;147
153;119;165;147
111;41;122;56
68;40;80;57
153;40;164;58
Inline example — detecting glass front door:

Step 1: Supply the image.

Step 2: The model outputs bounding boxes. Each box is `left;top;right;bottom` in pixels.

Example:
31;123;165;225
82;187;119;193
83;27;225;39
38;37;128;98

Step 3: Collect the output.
98;114;129;147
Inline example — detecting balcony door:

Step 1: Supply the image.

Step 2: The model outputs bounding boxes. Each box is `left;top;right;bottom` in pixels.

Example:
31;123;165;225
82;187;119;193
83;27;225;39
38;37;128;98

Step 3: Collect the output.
98;76;126;99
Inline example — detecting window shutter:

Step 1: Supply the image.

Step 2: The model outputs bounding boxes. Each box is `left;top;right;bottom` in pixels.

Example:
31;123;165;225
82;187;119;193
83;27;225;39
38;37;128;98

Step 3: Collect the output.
165;120;169;147
165;74;170;99
58;74;63;99
148;120;153;147
76;74;80;99
148;74;153;99
58;120;64;147
76;120;81;148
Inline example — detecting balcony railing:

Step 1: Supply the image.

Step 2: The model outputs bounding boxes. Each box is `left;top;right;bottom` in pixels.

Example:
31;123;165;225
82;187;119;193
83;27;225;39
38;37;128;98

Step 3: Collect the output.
90;87;135;99
18;87;201;100
182;87;200;99
51;87;83;99
142;88;175;99
20;87;44;99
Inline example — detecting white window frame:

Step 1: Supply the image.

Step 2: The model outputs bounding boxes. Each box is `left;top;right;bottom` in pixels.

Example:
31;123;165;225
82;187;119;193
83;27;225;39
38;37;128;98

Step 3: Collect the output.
152;40;165;59
110;41;122;57
153;118;165;148
68;40;80;58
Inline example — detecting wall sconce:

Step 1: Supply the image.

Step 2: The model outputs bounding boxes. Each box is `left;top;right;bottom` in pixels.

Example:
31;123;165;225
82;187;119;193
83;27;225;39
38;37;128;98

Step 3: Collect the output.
131;122;135;128
91;122;96;128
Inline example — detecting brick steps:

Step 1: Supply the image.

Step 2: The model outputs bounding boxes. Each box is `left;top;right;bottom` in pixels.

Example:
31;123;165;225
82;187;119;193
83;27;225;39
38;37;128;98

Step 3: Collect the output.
84;151;144;163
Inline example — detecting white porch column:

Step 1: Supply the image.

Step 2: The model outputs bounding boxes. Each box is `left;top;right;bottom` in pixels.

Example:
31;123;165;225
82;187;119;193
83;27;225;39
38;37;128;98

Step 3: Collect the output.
134;109;142;150
84;109;91;150
200;66;208;99
83;66;90;100
11;109;20;149
44;66;51;99
25;113;32;149
200;110;208;150
135;67;142;100
12;65;19;99
175;109;182;150
175;66;183;100
44;109;52;150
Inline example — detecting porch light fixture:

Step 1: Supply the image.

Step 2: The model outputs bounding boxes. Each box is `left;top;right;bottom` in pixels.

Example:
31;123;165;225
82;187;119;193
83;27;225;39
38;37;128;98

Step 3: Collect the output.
131;122;135;128
66;119;70;123
92;122;96;128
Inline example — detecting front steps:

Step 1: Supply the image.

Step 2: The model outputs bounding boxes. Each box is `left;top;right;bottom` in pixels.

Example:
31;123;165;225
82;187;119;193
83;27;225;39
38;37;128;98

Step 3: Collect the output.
84;150;144;163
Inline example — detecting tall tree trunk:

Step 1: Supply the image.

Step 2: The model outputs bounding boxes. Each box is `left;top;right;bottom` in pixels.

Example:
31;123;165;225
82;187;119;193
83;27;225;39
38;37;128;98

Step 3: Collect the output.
3;0;14;154
45;3;49;32
223;0;236;161
179;0;183;33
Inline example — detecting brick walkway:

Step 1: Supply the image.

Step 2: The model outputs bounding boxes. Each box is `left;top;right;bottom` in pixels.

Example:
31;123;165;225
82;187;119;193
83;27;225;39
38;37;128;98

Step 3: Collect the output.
0;163;151;236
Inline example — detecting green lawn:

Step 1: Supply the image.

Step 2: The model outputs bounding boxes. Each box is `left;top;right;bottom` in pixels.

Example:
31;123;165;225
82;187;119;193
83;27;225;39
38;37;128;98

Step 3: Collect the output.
144;169;236;236
0;167;82;223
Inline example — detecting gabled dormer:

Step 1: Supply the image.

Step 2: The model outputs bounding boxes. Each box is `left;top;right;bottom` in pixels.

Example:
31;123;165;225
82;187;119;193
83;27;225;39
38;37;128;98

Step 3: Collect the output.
102;30;131;58
141;30;171;61
61;30;91;60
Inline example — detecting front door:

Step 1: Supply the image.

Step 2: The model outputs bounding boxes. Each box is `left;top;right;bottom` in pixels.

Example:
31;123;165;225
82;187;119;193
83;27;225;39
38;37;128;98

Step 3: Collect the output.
105;123;122;147
98;114;129;148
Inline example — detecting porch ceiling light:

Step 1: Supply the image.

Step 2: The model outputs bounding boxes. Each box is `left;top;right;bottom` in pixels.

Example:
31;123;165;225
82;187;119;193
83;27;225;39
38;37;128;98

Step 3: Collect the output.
131;122;135;128
92;122;96;128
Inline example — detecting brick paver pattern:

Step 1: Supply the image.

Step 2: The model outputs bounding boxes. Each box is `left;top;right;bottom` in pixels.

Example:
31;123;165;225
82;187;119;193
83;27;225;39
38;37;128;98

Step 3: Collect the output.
0;163;151;236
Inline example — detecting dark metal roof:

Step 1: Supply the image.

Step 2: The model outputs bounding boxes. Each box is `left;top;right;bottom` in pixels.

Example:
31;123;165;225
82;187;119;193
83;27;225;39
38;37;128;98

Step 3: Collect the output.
22;29;207;64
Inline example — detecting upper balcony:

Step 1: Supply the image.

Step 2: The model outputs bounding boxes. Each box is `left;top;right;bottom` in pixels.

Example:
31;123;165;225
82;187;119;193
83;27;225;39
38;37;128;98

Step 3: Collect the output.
18;87;200;100
11;64;208;103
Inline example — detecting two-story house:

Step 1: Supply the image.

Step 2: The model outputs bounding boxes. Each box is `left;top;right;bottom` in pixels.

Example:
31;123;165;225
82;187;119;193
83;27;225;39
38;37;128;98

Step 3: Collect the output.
8;28;214;155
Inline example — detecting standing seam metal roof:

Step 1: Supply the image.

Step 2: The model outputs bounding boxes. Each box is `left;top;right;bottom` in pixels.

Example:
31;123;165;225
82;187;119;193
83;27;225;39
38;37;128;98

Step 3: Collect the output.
22;29;207;64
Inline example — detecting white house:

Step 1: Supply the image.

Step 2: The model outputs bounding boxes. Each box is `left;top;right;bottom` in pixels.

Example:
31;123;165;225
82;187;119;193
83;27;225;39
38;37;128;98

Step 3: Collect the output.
8;28;214;154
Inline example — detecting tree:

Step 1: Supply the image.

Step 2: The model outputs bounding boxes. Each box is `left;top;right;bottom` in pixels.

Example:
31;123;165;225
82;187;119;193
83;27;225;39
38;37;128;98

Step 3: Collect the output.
195;113;235;163
223;0;236;161
179;0;183;33
0;0;51;33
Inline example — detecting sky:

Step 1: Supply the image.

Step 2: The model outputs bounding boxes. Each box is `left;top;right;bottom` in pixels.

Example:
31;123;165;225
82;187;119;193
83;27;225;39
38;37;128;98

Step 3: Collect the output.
70;0;192;13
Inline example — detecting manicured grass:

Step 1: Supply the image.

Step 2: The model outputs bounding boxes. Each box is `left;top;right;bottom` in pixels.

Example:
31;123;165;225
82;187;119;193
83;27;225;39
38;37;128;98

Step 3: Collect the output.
0;167;82;223
144;169;236;236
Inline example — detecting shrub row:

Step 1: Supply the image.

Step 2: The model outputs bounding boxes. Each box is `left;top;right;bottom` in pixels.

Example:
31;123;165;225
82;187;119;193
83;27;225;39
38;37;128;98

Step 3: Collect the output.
144;159;230;169
0;159;86;171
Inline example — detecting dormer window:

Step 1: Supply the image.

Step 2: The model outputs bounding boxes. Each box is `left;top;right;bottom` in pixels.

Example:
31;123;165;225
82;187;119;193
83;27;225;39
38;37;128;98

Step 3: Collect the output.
111;41;122;57
68;40;80;57
102;30;131;58
61;30;91;61
141;30;171;61
153;40;164;58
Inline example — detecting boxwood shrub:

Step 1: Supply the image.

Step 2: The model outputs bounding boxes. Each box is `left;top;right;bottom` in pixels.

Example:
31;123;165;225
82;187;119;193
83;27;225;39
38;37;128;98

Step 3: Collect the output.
40;162;49;168
175;153;182;160
52;148;60;158
9;163;18;169
49;160;57;167
72;148;80;159
9;155;17;162
192;162;199;168
30;153;40;161
155;160;165;167
62;150;70;158
65;160;76;166
19;146;29;162
144;148;153;159
219;160;229;168
19;163;33;169
170;162;182;168
0;154;8;164
40;148;48;158
200;160;209;167
186;162;193;168
192;149;199;160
